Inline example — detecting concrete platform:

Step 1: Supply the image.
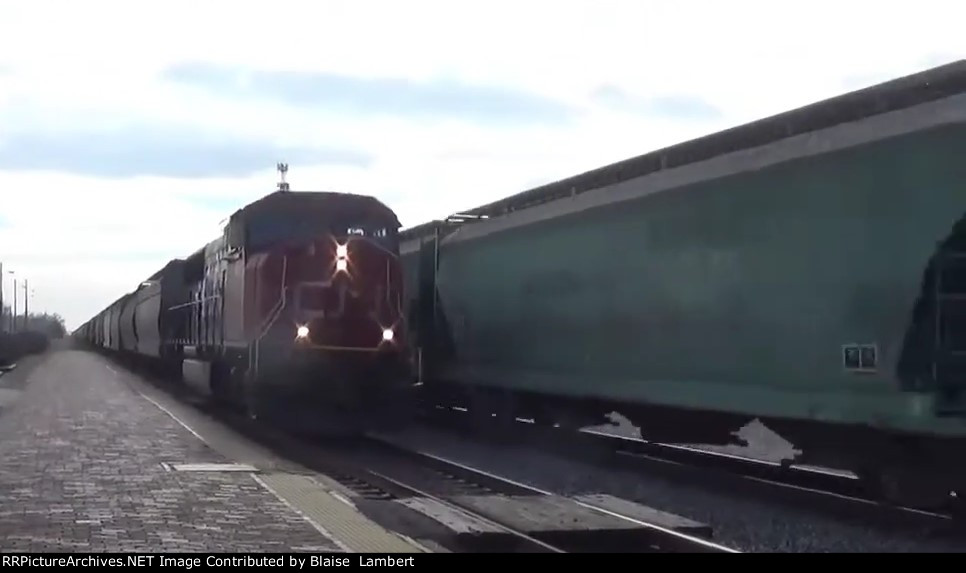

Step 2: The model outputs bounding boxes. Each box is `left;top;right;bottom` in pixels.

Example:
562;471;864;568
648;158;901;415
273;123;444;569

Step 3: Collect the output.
0;349;426;553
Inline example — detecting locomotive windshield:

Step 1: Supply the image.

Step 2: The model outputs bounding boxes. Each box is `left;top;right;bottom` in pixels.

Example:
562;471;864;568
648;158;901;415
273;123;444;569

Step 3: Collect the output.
245;214;398;251
337;224;397;247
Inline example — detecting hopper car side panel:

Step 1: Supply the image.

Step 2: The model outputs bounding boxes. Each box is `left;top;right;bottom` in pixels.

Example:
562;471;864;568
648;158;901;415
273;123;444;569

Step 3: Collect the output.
158;261;188;361
133;283;162;358
101;307;110;349
432;123;966;435
109;303;121;352
119;294;137;353
106;305;114;350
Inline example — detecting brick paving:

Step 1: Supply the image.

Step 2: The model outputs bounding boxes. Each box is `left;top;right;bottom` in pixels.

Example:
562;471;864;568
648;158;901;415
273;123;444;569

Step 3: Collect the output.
0;350;342;552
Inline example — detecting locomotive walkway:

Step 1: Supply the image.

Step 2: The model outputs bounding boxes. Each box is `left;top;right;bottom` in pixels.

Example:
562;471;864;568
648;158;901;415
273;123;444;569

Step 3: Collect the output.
0;345;425;553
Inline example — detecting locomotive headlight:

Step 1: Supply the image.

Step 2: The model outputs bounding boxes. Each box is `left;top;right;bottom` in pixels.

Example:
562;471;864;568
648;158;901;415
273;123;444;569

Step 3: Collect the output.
296;325;310;339
336;244;348;259
382;328;394;342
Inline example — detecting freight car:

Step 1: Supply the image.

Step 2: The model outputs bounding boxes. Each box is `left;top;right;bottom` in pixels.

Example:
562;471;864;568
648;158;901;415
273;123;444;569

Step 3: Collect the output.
75;187;415;434
401;60;966;509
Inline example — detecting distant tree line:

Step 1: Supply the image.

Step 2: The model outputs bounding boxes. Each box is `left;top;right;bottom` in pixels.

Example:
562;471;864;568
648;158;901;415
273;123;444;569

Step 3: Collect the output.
0;304;66;338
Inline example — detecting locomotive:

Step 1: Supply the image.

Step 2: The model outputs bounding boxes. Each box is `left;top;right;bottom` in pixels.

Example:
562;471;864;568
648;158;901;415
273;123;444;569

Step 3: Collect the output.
75;185;415;434
401;60;966;509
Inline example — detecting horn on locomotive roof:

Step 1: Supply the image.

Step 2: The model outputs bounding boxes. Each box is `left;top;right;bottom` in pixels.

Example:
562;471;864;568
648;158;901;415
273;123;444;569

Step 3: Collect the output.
277;162;290;192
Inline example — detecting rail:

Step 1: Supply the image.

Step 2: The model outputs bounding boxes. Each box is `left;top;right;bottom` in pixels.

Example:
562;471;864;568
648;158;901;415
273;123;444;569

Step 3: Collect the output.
581;429;960;531
362;433;739;553
418;406;960;536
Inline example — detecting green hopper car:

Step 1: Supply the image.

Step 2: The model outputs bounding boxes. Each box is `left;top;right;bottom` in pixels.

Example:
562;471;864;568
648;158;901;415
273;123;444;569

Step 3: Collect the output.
402;60;966;509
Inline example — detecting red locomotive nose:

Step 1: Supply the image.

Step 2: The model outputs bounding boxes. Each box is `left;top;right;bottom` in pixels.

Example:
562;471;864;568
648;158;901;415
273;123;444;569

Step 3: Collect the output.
286;234;406;352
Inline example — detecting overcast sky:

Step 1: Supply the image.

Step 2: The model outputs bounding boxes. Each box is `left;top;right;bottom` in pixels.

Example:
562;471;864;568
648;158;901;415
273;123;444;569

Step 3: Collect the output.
0;0;963;331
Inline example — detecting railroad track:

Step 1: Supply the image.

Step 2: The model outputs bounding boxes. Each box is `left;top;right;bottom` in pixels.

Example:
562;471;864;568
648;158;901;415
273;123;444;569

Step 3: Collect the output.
359;433;739;553
174;392;736;553
304;445;570;554
164;371;957;547
169;371;959;546
420;406;961;536
580;429;961;532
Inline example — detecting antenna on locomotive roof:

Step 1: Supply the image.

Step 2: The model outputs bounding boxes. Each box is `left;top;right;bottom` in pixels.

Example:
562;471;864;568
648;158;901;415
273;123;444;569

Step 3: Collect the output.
276;162;290;191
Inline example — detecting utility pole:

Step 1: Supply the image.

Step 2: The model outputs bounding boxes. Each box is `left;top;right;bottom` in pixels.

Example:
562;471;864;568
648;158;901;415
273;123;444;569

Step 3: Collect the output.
0;261;4;333
23;279;28;331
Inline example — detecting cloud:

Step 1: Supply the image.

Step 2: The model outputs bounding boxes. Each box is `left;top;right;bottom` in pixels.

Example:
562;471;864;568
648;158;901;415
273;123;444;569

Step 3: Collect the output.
592;85;722;121
0;125;371;179
1;0;965;332
163;62;578;126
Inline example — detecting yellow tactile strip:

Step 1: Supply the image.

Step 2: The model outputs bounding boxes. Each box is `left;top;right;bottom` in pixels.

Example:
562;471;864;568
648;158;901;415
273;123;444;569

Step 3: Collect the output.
255;473;425;553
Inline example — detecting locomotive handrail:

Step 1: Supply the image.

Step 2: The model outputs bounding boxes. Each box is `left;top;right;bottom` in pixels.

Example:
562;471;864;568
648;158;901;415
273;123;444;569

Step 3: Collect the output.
167;295;220;311
255;258;288;340
249;256;288;378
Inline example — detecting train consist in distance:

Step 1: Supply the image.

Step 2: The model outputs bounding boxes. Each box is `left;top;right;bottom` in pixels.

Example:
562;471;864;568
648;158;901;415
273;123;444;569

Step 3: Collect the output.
400;60;966;509
75;185;414;434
